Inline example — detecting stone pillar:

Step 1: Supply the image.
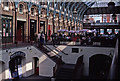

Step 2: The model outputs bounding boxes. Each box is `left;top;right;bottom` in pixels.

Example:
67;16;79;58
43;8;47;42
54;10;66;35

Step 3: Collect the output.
0;61;2;81
83;55;89;77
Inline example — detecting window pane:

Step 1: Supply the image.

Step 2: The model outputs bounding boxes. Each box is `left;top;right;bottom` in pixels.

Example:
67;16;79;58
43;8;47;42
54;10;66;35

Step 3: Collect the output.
31;8;34;15
19;4;23;13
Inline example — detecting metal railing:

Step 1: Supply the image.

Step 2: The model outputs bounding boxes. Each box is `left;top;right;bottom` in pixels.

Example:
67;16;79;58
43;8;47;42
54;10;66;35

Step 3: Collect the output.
53;45;68;55
1;36;37;49
43;45;62;59
108;38;119;80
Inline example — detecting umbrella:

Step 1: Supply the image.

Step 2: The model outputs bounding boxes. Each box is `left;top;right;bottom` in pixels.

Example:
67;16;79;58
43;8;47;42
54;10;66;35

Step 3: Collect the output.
69;30;75;33
91;30;97;32
82;29;89;32
65;30;69;32
75;30;80;33
87;30;92;33
57;29;69;32
57;29;61;32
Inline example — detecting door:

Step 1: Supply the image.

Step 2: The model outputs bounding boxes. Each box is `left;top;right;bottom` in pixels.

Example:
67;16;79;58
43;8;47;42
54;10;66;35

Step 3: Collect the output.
30;20;36;41
34;57;39;75
17;21;24;42
48;25;51;40
89;54;112;79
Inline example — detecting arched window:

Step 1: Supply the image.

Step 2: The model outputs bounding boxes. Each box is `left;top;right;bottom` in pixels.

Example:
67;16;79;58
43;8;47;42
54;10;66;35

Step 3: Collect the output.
31;8;34;15
19;4;23;14
3;2;9;11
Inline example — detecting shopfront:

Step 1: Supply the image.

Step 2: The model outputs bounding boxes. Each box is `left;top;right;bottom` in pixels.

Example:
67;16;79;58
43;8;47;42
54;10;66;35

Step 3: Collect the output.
2;15;13;43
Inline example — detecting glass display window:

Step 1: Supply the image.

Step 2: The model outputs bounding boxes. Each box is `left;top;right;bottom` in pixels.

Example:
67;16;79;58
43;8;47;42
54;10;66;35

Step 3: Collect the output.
107;29;112;34
115;29;119;34
2;15;13;43
100;29;104;34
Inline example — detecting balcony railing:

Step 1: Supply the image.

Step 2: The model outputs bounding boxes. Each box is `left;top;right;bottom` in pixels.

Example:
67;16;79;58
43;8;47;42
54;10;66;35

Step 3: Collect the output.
1;36;37;50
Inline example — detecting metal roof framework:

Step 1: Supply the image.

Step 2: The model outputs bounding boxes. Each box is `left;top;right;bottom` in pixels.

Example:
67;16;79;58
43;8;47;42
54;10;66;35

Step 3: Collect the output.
1;0;120;25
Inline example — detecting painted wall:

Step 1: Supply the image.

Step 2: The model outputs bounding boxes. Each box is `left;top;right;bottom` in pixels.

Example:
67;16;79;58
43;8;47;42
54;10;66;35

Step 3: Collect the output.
0;61;2;81
47;45;115;76
1;46;55;80
1;45;115;79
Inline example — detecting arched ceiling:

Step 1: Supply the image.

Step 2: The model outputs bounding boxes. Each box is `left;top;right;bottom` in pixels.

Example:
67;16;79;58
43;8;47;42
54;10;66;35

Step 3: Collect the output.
1;0;120;22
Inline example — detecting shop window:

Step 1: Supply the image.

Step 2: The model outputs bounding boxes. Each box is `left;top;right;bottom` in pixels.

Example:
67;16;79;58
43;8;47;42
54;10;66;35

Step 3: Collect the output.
3;2;9;11
100;29;104;35
115;29;119;34
107;29;112;34
31;8;34;16
2;16;13;43
19;4;23;14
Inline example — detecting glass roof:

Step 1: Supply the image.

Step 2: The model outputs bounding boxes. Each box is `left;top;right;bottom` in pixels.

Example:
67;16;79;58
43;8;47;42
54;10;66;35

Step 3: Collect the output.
91;0;120;8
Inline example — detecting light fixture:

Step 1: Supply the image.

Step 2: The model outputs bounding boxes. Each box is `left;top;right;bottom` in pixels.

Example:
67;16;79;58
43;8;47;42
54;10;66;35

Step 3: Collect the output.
9;49;12;55
112;14;116;20
6;49;8;52
9;51;12;55
73;8;77;15
108;1;115;13
108;1;115;8
27;46;32;52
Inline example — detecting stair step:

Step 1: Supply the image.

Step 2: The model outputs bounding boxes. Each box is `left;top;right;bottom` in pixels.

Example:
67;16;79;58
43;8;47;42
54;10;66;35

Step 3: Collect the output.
59;71;73;74
35;45;64;63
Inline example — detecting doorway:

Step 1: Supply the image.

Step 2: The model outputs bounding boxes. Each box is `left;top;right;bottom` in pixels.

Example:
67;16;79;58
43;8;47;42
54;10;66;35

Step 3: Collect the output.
34;57;39;75
89;54;112;79
74;55;84;79
30;20;36;41
9;56;22;79
17;21;25;42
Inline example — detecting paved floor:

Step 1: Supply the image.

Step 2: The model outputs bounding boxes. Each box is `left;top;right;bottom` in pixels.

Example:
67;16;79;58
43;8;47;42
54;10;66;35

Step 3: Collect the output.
3;75;51;81
22;74;50;79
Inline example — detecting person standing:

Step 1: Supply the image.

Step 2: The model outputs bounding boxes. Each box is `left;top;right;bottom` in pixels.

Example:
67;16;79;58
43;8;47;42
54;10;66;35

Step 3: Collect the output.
40;32;44;47
38;32;41;47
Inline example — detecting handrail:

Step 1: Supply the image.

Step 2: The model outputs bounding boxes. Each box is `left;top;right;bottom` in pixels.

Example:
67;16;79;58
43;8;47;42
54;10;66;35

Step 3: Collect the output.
53;45;68;55
43;45;62;58
108;38;119;80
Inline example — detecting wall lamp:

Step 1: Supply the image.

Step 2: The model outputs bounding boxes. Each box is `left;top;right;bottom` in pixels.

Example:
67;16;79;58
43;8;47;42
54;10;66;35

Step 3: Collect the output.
6;48;12;55
27;46;32;52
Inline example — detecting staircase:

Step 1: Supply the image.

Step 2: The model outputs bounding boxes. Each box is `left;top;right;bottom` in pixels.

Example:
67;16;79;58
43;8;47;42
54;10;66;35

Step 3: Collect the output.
55;64;75;80
35;45;64;64
52;45;68;55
